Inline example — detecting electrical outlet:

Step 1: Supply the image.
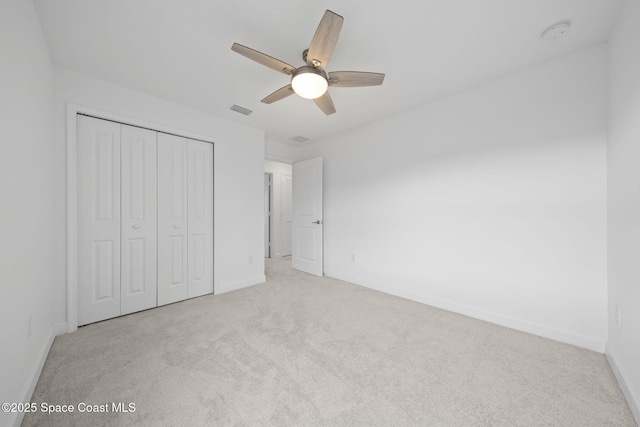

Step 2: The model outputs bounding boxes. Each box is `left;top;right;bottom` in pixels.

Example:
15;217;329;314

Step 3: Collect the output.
616;306;621;327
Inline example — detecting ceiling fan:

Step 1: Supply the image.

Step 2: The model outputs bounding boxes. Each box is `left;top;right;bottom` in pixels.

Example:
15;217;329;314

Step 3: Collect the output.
231;10;385;115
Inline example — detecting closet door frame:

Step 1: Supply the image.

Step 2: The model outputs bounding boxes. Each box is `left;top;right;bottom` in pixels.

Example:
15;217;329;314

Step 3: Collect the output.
67;104;216;332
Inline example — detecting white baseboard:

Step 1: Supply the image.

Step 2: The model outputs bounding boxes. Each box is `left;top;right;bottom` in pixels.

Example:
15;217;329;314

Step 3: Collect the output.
606;349;640;426
10;322;67;427
324;270;606;353
216;275;266;294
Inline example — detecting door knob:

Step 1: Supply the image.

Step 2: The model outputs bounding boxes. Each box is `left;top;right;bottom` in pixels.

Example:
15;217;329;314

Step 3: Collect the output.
132;224;140;229
173;224;180;229
312;220;323;224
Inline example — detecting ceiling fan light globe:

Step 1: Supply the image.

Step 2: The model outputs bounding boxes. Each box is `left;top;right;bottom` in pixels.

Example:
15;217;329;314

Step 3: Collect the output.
291;71;328;99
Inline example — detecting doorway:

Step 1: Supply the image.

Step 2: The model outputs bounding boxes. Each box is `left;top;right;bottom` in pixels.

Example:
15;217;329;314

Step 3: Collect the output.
264;160;293;259
264;172;272;258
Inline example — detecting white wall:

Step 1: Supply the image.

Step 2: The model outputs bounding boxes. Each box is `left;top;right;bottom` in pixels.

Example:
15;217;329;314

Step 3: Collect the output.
266;138;296;163
53;66;267;304
296;44;608;352
264;160;293;257
607;0;640;421
0;1;65;426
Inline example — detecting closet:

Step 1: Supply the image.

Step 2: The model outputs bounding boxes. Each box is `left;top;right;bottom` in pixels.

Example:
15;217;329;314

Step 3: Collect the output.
77;115;213;326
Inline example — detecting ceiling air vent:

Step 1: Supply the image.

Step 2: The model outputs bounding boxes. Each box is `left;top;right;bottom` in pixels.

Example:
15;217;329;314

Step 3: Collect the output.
230;104;253;116
291;135;310;143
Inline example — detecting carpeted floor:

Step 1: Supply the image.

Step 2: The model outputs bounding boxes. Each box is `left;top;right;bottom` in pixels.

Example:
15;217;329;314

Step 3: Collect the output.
24;257;636;426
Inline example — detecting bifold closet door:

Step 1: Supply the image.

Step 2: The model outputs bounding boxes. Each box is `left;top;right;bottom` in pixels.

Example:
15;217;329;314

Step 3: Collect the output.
188;140;214;298
157;133;188;305
120;124;158;315
78;116;212;325
78;116;122;325
158;136;213;302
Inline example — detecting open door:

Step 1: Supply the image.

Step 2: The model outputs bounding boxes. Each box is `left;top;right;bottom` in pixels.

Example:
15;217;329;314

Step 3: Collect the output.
292;157;323;276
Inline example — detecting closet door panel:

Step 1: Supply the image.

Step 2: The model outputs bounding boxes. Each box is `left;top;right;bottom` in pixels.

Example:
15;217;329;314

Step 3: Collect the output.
120;125;158;315
78;116;122;326
187;140;214;298
157;133;189;305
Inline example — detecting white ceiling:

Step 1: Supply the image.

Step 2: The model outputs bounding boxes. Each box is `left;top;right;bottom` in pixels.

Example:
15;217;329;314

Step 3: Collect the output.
34;0;623;145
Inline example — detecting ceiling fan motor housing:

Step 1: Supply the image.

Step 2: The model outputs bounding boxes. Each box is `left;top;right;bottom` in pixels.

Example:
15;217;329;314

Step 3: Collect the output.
292;66;327;81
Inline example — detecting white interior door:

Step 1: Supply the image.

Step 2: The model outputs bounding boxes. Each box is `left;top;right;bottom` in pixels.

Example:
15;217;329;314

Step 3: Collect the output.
77;116;214;325
78;116;122;325
292;157;323;276
157;133;188;306
187;139;214;298
120;125;158;315
281;173;292;256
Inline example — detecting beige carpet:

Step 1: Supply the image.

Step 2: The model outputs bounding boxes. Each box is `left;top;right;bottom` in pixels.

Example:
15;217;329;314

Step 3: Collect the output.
24;257;636;426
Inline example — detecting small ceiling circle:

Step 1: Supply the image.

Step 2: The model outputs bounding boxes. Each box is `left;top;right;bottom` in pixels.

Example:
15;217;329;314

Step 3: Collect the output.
541;21;571;41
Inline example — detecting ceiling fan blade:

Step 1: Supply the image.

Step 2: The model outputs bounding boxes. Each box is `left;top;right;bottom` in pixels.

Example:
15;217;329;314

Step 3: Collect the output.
313;91;336;115
328;71;385;87
261;85;295;104
231;43;296;75
306;10;344;69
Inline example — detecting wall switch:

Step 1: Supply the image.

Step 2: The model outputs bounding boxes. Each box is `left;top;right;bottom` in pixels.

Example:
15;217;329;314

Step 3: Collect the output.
616;306;621;327
350;254;356;262
249;255;254;264
28;316;32;338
